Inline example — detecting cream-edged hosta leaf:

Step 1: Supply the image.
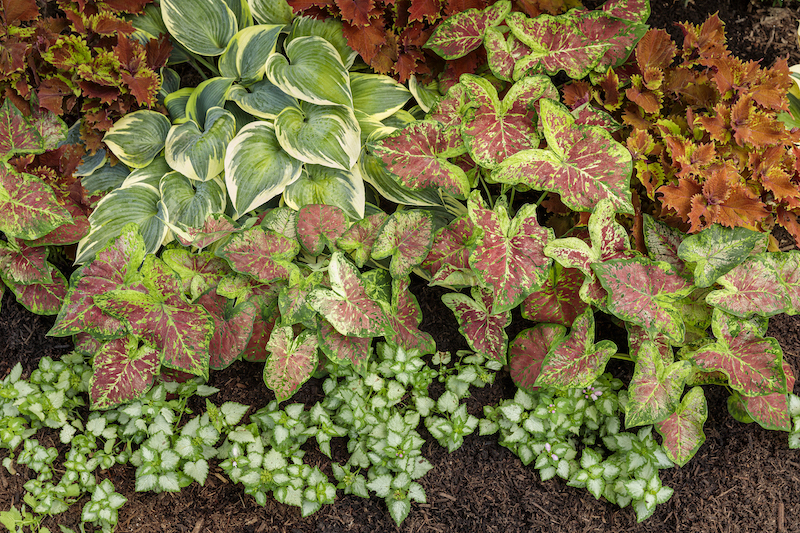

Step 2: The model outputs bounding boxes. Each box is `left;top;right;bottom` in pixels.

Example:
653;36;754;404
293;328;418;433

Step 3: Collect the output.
337;212;388;268
387;277;436;355
442;286;510;363
219;24;283;85
409;75;441;114
677;225;765;288
161;0;238;56
350;73;412;121
0;163;71;241
359;148;445;208
185;77;235;130
371;210;434;278
509;324;566;392
295;204;348;256
161;248;231;301
249;0;294;24
103;110;170;169
89;336;161;410
625;341;692;428
286;16;357;70
174;213;238;251
283;164;366;220
216;226;300;283
165;107;236;182
318;318;372;373
265;36;352;108
705;253;790;317
0;240;51;285
275;103;360;170
424;0;510;60
521;264;588;326
164;88;193;123
655;386;707;467
225;121;302;216
264;326;318;402
228;80;299;120
160;173;226;230
224;0;253;29
3;266;68;315
197;289;258;370
422;215;476;288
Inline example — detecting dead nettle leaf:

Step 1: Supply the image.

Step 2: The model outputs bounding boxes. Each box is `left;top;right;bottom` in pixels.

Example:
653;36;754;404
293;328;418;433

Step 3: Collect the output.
263;326;318;402
625;341;693;428
89;336;161;410
424;0;511;60
337;212;388;268
626;324;673;366
242;304;279;363
318;318;372;373
260;207;299;241
3;265;68;315
492;99;633;214
279;270;325;328
23;200;91;247
197;289;258;371
468;192;552;314
508;323;567;392
704;253;790;318
0;162;72;241
442;286;510;363
386;276;436;355
642;214;688;277
521;263;588;326
216;226;300;283
296;204;348;256
174;213;238;250
0;99;43;161
534;309;617;390
655;385;707;467
739;361;795;431
422;215;477;288
484;27;532;82
161;248;231;302
676;225;766;288
94;256;215;379
371;209;434;278
307;252;391;337
0;239;51;285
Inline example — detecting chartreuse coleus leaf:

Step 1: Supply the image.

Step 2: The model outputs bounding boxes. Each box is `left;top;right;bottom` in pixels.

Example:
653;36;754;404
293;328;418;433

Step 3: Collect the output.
350;73;412;121
492;99;634;214
104;110;171;169
443;286;510;364
216;225;300;283
422;215;478;288
337;212;388;268
263;326;318;402
295;204;348;256
521;263;588;326
0;240;51;285
275;102;361;170
89;335;161;409
197;289;258;370
0;162;71;241
386;277;436;355
534;309;617;389
424;0;510;59
655;386;707;467
94;255;215;379
0;99;43;161
161;0;238;56
676;225;766;288
165;107;237;182
2;265;67;315
508;323;566;392
371;210;434;278
218;24;283;85
468;192;552;314
283;164;366;220
318;318;372;373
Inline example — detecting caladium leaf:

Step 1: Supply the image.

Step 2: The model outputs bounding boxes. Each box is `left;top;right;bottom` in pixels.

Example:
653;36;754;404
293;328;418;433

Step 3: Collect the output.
260;207;298;241
218;24;283;85
424;0;510;60
275;103;360;170
359;147;445;208
642;214;686;276
24;199;90;247
263;326;318;402
337;212;388;268
89;336;161;410
0;163;72;240
0;99;43;161
371;210;434;278
161;0;238;56
279;270;324;328
676;225;766;288
508;324;566;392
572;11;646;72
422;215;477;288
283;164;366;220
74;332;102;357
161;248;231;302
3;266;68;315
484;27;532;82
318;318;372;372
492;99;633;214
216;226;300;283
442;286;510;363
174;213;238;251
0;240;51;285
740;361;796;431
627;324;673;366
521;264;588;327
655;386;707;467
160;173;227;230
165;107;237;182
197;289;258;370
705;253;793;317
386;277;435;355
602;0;650;22
295;204;348;256
242;303;279;362
103;110;171;169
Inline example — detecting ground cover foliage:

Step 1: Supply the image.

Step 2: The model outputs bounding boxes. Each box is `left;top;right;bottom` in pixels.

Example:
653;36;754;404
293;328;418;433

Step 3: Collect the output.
2;0;800;530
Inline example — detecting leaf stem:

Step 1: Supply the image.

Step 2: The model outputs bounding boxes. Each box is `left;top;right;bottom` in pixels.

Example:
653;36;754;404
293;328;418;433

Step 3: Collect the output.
535;190;549;207
480;177;494;209
612;352;634;362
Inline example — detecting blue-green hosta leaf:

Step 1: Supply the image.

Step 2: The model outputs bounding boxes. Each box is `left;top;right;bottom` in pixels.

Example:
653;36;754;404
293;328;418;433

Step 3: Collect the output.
283;164;366;220
275;103;360;170
185;77;235;130
160;173;226;230
161;0;238;56
371;210;434;278
165;107;236;182
625;341;692;428
264;327;318;402
223;0;253;29
677;225;766;288
249;0;294;24
228;80;299;120
103;110;170;169
89;336;161;410
350;73;412;121
265;36;352;107
224;121;303;216
286;16;357;70
655;386;707;467
164;88;193;124
218;24;283;85
442;286;510;363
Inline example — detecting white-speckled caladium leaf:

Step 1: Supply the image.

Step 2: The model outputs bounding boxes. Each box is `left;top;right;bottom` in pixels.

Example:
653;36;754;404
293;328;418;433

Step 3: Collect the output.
228;80;300;120
279;270;323;328
219;24;283;85
492;99;633;214
677;225;766;288
249;0;294;24
295;204;348;256
484;27;532;82
161;248;231;301
424;0;510;60
337;212;388;268
0;99;43;161
350;73;412;121
625;341;692;428
3;265;67;315
705;254;789;317
275;103;360;170
89;336;161;409
104;110;170;169
0;163;71;240
535;309;617;389
642;214;687;276
165;107;236;182
0;240;51;285
521;264;588;326
318;318;372;373
174;213;238;251
442;286;510;363
371;210;434;278
216;226;299;283
197;289;257;370
286;16;357;70
387;277;435;355
655;386;707;467
263;326;318;402
185;78;235;129
422;215;476;288
509;323;566;392
161;0;237;56
160;173;226;230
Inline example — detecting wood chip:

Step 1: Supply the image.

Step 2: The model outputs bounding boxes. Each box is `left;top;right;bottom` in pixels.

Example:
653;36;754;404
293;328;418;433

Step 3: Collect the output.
191;518;205;533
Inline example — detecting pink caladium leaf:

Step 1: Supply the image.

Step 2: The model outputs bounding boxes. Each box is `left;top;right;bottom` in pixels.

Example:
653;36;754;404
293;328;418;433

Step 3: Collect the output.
29;108;67;152
386;276;436;355
492;99;634;214
161;248;231;301
279;270;325;328
442;286;509;363
626;324;673;366
705;254;788;318
677;225;766;288
24;199;90;247
0;239;51;285
216;226;300;283
370;121;470;198
242;304;279;363
74;332;102;357
655;386;707;467
216;273;284;311
94;256;215;379
766;252;800;313
601;0;650;22
521;264;588;326
371;210;434;278
89;336;161;410
625;341;693;428
307;252;391;337
197;289;258;371
175;213;238;251
0;99;43;161
427;83;469;130
592;257;695;344
3;265;68;315
422;215;477;288
0;163;72;240
508;324;567;392
740;361;796;431
642;214;689;278
534;309;617;389
467;192;553;314
726;392;754;424
318;318;372;373
337;212;388;268
263;326;318;402
484;27;532;82
296;204;348;256
424;0;511;60
573;11;647;72
260;207;298;241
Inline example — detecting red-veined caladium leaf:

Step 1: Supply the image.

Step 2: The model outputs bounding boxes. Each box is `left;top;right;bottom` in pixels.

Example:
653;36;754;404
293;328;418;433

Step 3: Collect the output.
279;270;325;328
534;309;617;389
625;341;693;428
0;99;43;161
260;207;299;241
642;214;688;277
197;289;258;371
307;252;391;337
23;199;90;247
424;0;510;60
422;215;477;288
492;99;634;214
337;212;388;268
242;304;279;363
427;82;468;131
317;318;372;373
442;286;510;363
94;256;215;379
386;277;436;355
296;204;348;256
739;361;796;431
263;326;318;402
369;120;470;199
602;0;650;22
509;324;567;392
626;324;673;366
3;265;68;315
161;248;231;302
484;27;532;82
677;225;766;288
705;254;788;318
468;192;552;314
89;336;161;410
572;11;647;72
592;257;694;344
0;240;51;285
521;264;588;326
174;213;238;251
216;226;300;283
0;162;72;241
217;273;285;311
74;332;102;357
371;210;434;278
655;386;707;467
674;288;714;344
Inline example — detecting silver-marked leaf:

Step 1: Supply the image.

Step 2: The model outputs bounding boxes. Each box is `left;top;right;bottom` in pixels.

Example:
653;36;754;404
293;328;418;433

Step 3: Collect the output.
509;324;567;392
249;0;294;24
422;215;476;288
104;110;170;169
216;226;299;283
185;77;235;130
165;107;236;182
625;341;692;428
705;254;788;317
286;16;357;70
424;0;510;59
521;264;588;326
318;318;372;372
275;103;360;170
677;225;766;288
161;248;231;301
442;286;510;363
371;210;434;278
655;386;707;467
197;289;257;370
219;24;283;85
337;212;388;267
484;27;532;82
0;99;43;161
89;336;161;410
264;326;318;402
0;240;51;285
0;163;71;240
350;73;412;121
3;266;68;315
295;204;348;256
387;277;435;355
161;0;238;56
228;80;300;120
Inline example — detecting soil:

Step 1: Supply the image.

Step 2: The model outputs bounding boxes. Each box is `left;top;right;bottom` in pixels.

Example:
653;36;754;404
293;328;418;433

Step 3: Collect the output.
3;0;800;532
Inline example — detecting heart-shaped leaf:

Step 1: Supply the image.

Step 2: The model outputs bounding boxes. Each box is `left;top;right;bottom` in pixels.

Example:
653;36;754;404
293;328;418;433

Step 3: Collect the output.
739;362;795;431
295;204;348;256
89;336;161;410
0;163;71;241
422;215;477;288
508;324;567;392
337;212;388;267
185;77;235;129
642;214;687;275
161;0;238;56
424;0;510;60
219;24;283;85
443;286;510;363
286;16;357;69
161;248;230;301
359;148;446;207
275;103;360;170
386;277;435;355
371;210;434;278
318;318;372;372
484;27;531;82
3;266;68;315
350;73;412;121
655;386;707;467
160;173;226;231
521;264;588;326
24;198;90;247
104;110;171;169
284;164;366;220
197;289;258;370
279;270;324;328
677;225;766;288
174;213;238;251
705;253;791;317
165;107;237;182
263;326;318;402
216;226;300;283
228;80;300;120
0;99;43;161
0;240;51;285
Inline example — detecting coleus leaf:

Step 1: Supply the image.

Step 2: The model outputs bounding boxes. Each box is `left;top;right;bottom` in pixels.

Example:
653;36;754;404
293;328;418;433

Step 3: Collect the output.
263;326;318;402
216;226;300;283
161;248;231;302
371;210;434;278
296;204;348;256
655;386;707;467
337;212;388;268
89;336;161;410
386;277;435;355
2;266;68;316
521;263;588;327
0;99;43;161
422;215;477;288
424;0;511;60
704;253;794;317
676;225;766;288
442;286;510;364
197;289;258;370
279;270;324;328
0;162;72;241
739;361;796;431
0;240;51;285
318;318;372;373
508;324;566;392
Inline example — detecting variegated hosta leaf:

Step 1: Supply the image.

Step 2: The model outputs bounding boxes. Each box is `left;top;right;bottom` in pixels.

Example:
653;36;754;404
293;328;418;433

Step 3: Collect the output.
161;248;231;301
249;0;293;24
224;121;303;216
442;286;510;363
216;226;300;283
740;361;796;431
492;99;633;214
318;318;372;373
535;309;617;389
218;24;283;85
521;264;588;327
484;27;531;82
89;336;161;410
263;326;318;402
0;99;43;161
655;386;707;467
422;215;477;288
386;277;436;355
508;324;566;392
228;80;300;120
161;0;238;56
104;110;171;169
185;77;235;129
337;212;388;267
160;173;226;230
625;341;693;428
0;163;71;240
3;266;68;315
275;103;360;170
424;0;510;60
164;88;193;123
676;225;766;288
165;107;236;182
295;204;348;256
279;270;324;328
359;148;445;208
197;289;258;370
265;36;352;108
642;214;687;275
285;16;358;70
0;240;51;285
371;210;434;278
705;253;792;317
350;73;412;121
174;213;238;251
468;192;552;314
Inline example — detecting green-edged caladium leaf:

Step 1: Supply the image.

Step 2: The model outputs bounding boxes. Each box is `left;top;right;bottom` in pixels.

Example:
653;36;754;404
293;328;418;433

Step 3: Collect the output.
337;212;388;268
422;215;478;288
427;82;469;131
279;270;325;328
218;24;283;85
3;266;68;315
627;324;673;366
442;286;510;363
260;207;298;240
571;10;647;72
89;336;161;410
275;103;361;170
295;204;348;256
94;256;215;379
424;0;511;59
676;225;766;288
642;214;688;276
602;0;650;22
509;323;566;392
484;27;532;82
371;210;434;278
0;240;51;285
283;164;366;220
216;226;300;283
318;318;372;373
625;341;693;428
165;107;237;182
197;289;258;371
739;361;796;431
74;332;103;357
307;252;391;337
228;80;300;120
0;99;43;161
350;73;412;121
492;99;634;214
263;326;318;402
386;277;436;355
521;264;588;327
0;163;72;241
160;173;227;230
217;272;284;311
468;192;553;314
535;309;617;389
161;248;231;302
104;110;171;169
175;213;239;251
161;0;238;56
24;199;91;247
242;303;279;362
655;386;707;467
359;146;445;208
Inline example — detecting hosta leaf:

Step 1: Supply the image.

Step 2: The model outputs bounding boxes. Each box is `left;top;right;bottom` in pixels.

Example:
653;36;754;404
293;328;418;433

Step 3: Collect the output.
161;0;238;56
741;361;795;431
283;164;366;220
228;80;300;120
521;264;588;326
174;213;238;251
625;341;692;428
705;254;789;317
371;210;434;278
161;248;230;300
295;204;348;256
337;212;388;267
422;215;476;288
165;107;237;182
185;78;235;130
509;324;566;392
424;0;510;60
104;110;171;169
197;289;257;370
3;266;68;315
0;99;43;161
676;225;765;288
0;240;51;285
275;103;360;170
218;24;283;85
89;336;161;410
160;173;226;230
655;386;707;467
263;327;318;402
249;0;294;24
350;73;412;121
216;226;300;283
318;318;372;372
386;277;435;355
492;99;633;214
0;163;71;240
